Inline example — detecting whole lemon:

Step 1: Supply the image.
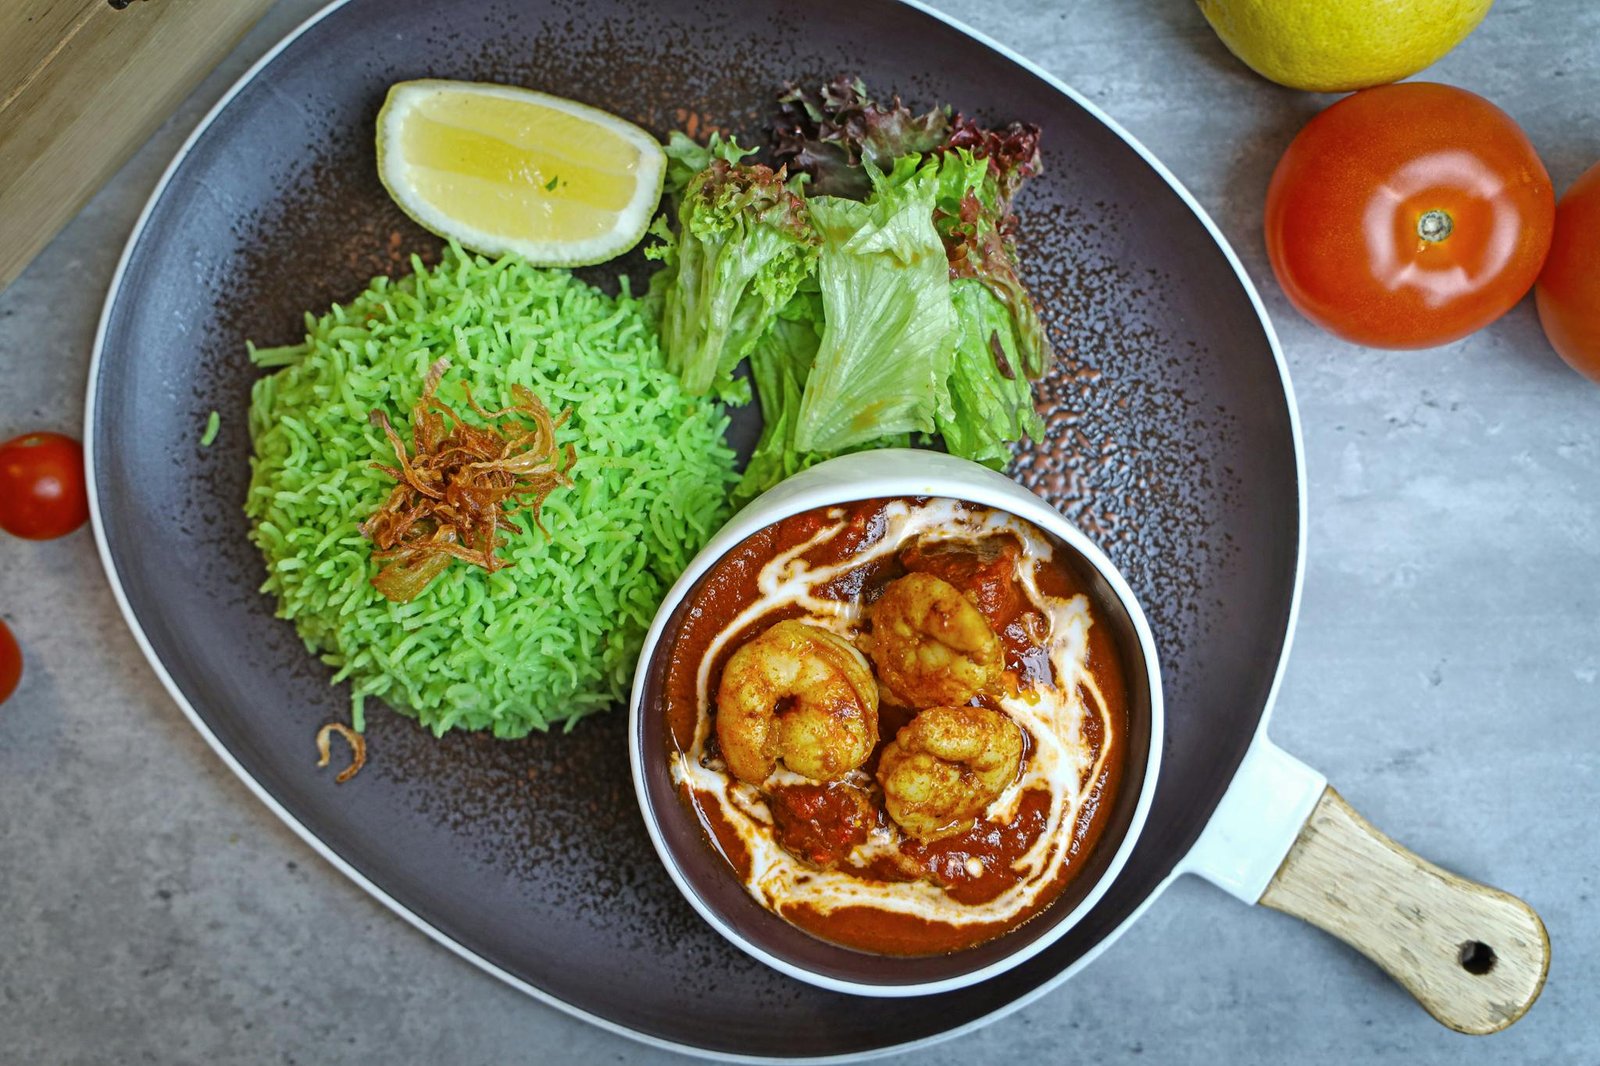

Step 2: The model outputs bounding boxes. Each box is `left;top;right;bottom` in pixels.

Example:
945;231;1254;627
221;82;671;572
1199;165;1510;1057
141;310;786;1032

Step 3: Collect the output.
1197;0;1494;92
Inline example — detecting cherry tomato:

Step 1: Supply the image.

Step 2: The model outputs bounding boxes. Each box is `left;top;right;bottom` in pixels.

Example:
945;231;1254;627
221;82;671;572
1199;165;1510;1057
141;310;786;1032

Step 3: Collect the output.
0;432;90;540
0;621;20;706
1265;83;1554;349
1535;161;1600;383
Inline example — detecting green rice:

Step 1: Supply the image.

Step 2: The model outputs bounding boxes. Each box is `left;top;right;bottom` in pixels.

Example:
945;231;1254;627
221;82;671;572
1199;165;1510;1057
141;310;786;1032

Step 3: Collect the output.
245;244;737;737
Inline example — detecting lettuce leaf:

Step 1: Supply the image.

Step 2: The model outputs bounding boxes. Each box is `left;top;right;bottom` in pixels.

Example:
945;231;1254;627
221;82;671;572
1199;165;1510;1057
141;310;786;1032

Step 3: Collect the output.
651;93;1052;485
774;79;1053;381
942;113;1043;216
773;77;950;199
737;291;822;499
737;287;913;500
938;279;1045;467
932;149;1052;380
648;154;818;397
794;158;954;453
661;130;757;199
773;77;1042;214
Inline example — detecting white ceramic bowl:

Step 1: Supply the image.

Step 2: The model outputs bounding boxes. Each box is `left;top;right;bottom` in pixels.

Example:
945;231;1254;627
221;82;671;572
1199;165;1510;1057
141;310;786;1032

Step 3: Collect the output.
628;449;1164;995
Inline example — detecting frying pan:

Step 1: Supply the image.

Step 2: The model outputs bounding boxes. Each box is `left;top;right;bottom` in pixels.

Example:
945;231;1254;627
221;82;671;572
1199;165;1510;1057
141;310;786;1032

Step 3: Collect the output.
84;0;1549;1057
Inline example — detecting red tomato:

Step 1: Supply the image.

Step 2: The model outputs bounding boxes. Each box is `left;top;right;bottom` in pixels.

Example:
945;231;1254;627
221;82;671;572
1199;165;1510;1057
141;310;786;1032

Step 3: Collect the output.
1535;161;1600;383
0;432;90;540
1265;83;1555;349
0;621;20;706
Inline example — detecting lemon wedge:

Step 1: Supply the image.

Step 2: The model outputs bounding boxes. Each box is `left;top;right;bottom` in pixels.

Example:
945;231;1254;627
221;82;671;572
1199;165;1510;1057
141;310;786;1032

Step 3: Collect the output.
376;80;666;267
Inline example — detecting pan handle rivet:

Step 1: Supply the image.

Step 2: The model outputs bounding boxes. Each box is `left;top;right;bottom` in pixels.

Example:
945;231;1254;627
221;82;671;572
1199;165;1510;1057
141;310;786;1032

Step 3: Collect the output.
1457;940;1497;976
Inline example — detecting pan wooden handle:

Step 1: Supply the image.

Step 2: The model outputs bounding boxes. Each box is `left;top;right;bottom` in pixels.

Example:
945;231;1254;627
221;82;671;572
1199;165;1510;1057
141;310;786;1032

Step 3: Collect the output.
1259;786;1549;1035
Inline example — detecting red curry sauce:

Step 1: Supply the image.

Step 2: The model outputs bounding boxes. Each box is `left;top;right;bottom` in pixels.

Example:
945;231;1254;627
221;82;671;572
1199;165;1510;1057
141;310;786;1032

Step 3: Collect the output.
662;498;1129;956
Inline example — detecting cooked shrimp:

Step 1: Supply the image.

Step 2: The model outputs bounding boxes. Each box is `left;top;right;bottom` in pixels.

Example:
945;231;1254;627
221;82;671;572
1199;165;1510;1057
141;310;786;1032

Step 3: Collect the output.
715;620;880;784
876;704;1023;841
866;572;1002;708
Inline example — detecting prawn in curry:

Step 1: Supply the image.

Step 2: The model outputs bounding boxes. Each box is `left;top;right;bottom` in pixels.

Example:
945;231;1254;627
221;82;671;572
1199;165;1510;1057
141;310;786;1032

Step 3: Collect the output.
661;497;1129;956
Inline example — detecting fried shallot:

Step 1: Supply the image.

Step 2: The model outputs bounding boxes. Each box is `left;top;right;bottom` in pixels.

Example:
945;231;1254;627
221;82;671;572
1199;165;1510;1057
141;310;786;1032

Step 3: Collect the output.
315;722;367;784
361;358;574;603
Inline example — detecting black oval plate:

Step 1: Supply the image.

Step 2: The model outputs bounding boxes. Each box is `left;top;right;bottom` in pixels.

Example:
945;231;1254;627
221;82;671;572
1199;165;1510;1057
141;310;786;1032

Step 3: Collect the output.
87;0;1301;1057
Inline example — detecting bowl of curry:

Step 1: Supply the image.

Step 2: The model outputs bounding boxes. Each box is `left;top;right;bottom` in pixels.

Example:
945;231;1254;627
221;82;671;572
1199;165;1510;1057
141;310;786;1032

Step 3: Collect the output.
629;450;1163;995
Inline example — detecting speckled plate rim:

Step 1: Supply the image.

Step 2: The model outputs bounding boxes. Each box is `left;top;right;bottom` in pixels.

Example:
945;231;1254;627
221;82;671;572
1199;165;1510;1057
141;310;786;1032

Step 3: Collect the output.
82;0;1307;1060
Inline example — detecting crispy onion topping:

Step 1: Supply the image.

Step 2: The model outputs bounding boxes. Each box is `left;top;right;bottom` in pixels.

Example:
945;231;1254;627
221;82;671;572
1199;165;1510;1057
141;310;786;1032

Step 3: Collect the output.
360;358;575;603
315;722;367;784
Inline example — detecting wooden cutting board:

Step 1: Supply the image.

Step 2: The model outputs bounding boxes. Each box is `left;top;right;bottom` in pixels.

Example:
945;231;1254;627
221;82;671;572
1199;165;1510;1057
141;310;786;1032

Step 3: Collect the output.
0;0;279;292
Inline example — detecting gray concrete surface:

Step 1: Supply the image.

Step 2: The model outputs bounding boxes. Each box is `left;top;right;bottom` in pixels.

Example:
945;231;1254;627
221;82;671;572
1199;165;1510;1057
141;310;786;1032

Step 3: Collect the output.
1;0;1596;1062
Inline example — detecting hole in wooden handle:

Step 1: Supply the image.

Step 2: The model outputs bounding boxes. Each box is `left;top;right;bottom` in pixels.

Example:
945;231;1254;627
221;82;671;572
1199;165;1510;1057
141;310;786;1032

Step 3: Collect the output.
1458;940;1497;976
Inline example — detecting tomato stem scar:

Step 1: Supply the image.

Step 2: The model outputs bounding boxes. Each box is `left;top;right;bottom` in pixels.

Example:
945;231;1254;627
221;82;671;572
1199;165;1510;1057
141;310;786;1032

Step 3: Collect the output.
1417;209;1454;243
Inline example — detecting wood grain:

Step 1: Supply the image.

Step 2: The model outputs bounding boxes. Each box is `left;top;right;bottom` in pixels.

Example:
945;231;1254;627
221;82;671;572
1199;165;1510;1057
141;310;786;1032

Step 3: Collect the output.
1261;787;1549;1035
0;0;276;292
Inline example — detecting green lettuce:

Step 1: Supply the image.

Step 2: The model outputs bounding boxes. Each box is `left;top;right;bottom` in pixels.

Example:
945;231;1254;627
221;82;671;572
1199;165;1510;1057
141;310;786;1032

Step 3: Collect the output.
648;147;818;397
737;286;914;500
939;279;1045;467
661;131;756;198
650;92;1053;493
932;149;1052;380
736;290;822;499
794;158;953;453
